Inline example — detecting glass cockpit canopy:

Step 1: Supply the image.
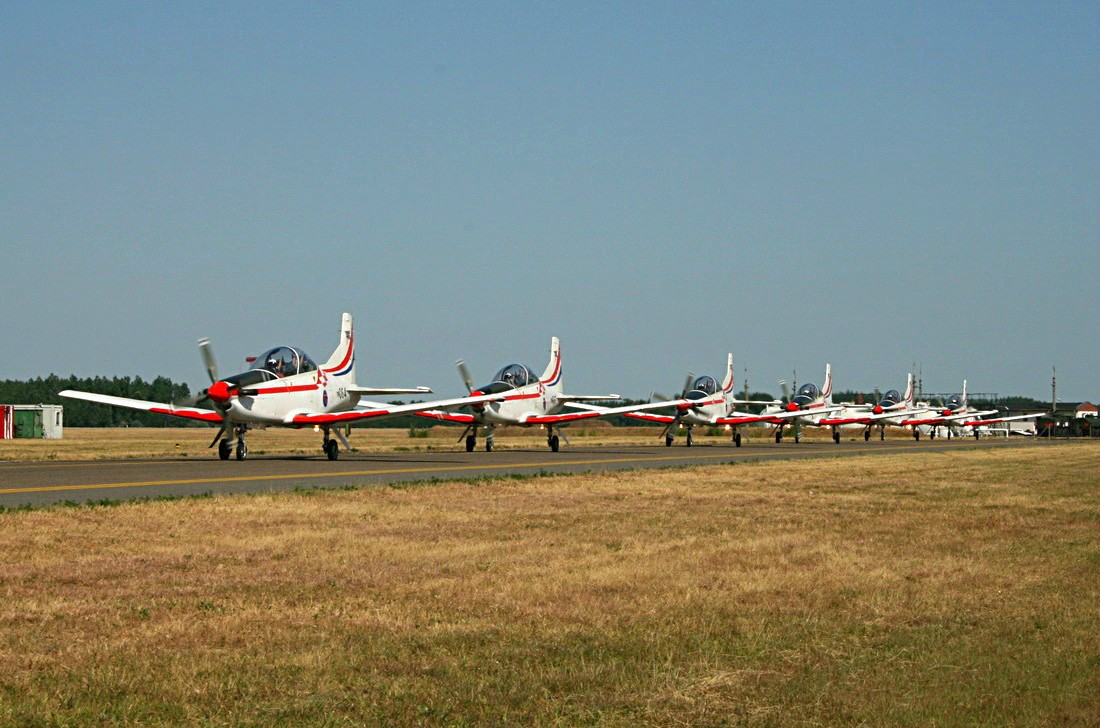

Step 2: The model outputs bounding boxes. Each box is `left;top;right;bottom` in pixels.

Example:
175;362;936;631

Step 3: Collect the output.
691;375;718;396
254;346;317;378
945;393;963;410
491;363;536;389
880;390;902;406
795;383;819;401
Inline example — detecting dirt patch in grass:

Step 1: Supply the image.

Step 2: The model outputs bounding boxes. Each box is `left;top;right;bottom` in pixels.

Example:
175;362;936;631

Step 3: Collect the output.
1;443;1097;725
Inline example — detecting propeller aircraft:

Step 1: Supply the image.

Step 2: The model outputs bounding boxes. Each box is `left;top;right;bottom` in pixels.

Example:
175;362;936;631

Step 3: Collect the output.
818;373;926;443
898;380;996;440
416;337;666;452
59;313;503;460
757;363;845;442
613;354;778;447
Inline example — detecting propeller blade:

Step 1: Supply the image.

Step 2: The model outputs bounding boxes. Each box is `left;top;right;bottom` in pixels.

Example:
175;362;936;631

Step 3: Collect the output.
456;359;474;393
779;380;791;403
651;391;672;403
198;337;218;383
207;425;226;449
681;372;695;397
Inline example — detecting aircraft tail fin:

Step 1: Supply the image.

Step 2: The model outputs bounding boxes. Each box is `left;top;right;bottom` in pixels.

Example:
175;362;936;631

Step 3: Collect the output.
540;336;563;390
904;372;915;407
721;353;735;394
321;312;356;380
962;379;968;408
823;363;833;405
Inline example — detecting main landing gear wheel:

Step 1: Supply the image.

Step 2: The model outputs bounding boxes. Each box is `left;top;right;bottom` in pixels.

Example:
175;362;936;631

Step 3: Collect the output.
974;431;980;441
218;440;231;460
880;429;885;441
833;430;840;444
548;434;560;452
686;431;694;447
235;439;247;461
794;433;801;444
665;435;674;447
465;435;476;452
324;439;339;461
734;432;742;447
775;431;782;444
485;439;493;453
914;430;920;441
864;429;871;442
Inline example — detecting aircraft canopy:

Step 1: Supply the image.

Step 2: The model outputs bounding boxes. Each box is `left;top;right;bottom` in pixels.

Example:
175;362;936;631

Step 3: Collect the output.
255;346;317;378
491;364;536;389
691;375;718;396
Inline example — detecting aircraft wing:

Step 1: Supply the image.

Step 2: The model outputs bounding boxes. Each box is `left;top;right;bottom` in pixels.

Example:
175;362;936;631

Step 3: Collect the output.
58;390;224;423
962;412;1045;427
820;407;926;426
903;409;998;426
286;392;504;426
556;394;622;403
766;405;844;422
713;413;776;425
348;386;432;396
624;412;678;424
522;399;682;425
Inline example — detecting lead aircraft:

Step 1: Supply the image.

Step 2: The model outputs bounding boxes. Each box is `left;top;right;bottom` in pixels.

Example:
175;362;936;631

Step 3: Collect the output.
59;313;503;460
819;373;926;443
416;337;668;452
614;354;778;447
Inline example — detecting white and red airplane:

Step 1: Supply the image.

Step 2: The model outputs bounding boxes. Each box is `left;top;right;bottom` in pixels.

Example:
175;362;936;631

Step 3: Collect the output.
59;313;503;460
416;337;666;452
762;363;844;443
819;373;925;443
613;354;778;447
898;380;999;440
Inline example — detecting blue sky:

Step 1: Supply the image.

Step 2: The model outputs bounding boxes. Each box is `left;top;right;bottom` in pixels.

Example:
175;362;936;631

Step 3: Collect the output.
2;2;1097;402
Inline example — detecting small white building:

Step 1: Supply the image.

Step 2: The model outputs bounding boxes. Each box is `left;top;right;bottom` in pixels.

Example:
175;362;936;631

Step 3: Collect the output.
0;405;64;439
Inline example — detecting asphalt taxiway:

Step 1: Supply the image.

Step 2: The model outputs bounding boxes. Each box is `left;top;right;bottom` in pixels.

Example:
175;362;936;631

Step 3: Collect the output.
0;438;1055;508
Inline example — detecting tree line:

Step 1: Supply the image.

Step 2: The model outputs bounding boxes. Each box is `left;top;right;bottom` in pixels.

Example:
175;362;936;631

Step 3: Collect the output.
0;375;193;427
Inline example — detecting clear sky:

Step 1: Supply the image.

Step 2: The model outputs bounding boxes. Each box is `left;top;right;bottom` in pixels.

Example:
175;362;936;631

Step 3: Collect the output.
2;2;1097;402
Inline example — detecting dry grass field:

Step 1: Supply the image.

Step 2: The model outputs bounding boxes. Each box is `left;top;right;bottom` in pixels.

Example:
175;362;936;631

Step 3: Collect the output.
1;443;1097;726
0;424;844;461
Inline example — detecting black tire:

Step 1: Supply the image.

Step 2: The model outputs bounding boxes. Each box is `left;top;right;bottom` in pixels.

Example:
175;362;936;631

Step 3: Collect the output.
880;430;885;441
218;440;231;460
465;435;475;452
686;432;693;447
914;430;920;441
326;440;339;461
794;433;801;443
549;435;560;452
833;431;840;444
235;440;247;461
485;440;493;453
775;431;782;444
734;432;742;447
665;435;673;447
864;430;870;442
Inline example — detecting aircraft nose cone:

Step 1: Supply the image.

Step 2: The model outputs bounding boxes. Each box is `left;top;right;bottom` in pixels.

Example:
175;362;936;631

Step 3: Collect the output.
942;409;952;417
208;381;232;404
873;405;883;415
786;402;799;412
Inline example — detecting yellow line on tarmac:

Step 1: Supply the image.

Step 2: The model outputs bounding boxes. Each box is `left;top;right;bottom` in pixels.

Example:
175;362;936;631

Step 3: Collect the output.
0;445;912;496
